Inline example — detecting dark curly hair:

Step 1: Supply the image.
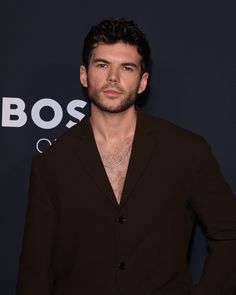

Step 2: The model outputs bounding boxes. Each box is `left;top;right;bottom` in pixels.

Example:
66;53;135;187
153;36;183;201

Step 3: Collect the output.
82;18;151;74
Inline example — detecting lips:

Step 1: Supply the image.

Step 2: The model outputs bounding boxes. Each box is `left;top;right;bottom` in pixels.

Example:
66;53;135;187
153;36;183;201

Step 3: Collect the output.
103;89;122;96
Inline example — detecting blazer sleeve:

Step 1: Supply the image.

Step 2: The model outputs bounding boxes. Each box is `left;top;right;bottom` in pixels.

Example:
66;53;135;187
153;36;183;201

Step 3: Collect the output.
190;139;236;295
16;156;56;295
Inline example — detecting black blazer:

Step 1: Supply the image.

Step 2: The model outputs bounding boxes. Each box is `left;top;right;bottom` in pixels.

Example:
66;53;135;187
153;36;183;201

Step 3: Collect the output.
17;111;236;295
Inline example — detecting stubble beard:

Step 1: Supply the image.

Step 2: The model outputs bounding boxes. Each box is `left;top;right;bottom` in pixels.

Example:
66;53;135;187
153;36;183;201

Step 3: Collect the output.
88;88;138;114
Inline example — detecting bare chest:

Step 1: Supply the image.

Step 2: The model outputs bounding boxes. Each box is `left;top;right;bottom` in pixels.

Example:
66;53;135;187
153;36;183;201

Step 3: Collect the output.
97;141;132;204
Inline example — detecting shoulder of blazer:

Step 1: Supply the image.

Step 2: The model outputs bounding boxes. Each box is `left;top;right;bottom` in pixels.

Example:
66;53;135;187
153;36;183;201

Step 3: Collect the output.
138;110;206;144
32;115;92;163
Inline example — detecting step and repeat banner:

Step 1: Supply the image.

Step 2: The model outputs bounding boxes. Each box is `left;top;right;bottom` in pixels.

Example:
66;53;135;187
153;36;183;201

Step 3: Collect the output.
0;1;235;294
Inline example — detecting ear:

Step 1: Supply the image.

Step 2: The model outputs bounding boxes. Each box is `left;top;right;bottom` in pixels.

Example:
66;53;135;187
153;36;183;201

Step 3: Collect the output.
138;72;149;94
80;65;88;87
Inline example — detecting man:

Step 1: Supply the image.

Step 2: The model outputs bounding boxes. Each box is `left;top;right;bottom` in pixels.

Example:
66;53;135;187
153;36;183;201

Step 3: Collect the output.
17;19;236;295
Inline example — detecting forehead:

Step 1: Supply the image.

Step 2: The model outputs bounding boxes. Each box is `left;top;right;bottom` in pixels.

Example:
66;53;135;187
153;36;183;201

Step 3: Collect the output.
89;42;141;64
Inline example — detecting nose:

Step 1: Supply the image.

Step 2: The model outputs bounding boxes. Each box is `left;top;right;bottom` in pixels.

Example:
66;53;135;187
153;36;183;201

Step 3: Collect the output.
107;66;120;84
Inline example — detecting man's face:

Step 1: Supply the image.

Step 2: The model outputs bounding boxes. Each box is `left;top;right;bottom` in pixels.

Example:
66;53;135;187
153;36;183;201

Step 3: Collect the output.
80;42;149;113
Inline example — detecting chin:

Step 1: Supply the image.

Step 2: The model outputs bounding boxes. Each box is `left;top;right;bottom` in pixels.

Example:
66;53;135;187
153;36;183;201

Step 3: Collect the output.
95;102;135;114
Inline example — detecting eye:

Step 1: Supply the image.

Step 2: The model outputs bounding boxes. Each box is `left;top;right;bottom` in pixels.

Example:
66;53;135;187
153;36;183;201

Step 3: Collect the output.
123;65;134;71
96;63;108;69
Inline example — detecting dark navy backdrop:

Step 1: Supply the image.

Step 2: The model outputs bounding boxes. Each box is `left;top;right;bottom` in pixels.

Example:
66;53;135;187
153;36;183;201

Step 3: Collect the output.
0;1;235;294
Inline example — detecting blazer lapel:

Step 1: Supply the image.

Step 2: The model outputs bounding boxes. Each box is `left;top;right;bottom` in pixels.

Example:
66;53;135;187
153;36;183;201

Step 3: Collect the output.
72;116;118;207
120;111;159;207
71;110;159;208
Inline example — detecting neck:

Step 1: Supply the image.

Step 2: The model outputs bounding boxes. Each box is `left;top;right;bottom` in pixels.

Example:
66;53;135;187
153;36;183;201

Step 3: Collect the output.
90;105;137;144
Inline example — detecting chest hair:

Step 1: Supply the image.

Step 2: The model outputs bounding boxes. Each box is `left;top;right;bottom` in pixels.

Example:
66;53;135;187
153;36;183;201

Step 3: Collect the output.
96;139;133;204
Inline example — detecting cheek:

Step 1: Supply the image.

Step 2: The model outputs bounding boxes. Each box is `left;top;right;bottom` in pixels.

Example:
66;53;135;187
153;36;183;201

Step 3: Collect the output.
126;77;142;92
88;72;106;88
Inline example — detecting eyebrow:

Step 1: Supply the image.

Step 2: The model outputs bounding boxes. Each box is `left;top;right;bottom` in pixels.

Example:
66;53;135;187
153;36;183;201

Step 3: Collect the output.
93;58;139;68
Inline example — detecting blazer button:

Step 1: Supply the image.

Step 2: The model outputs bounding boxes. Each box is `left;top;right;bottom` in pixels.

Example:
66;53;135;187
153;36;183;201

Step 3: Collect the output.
117;216;126;224
118;262;126;270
